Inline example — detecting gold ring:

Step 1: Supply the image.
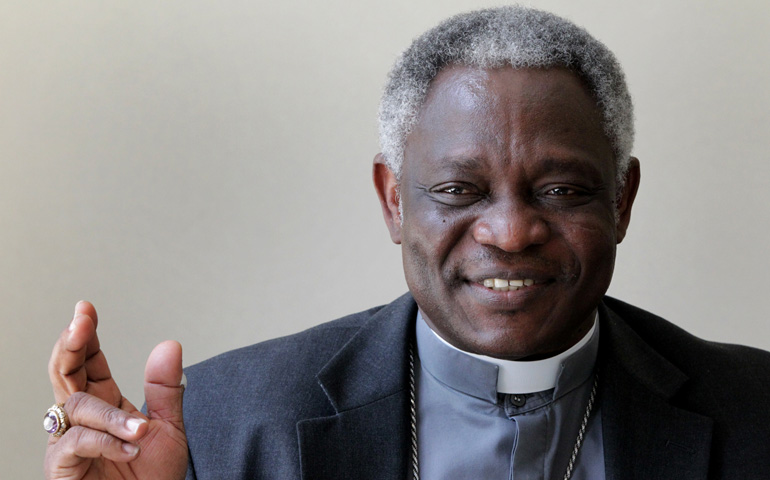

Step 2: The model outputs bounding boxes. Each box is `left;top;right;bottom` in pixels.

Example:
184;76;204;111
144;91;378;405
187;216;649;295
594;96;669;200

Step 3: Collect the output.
43;403;69;437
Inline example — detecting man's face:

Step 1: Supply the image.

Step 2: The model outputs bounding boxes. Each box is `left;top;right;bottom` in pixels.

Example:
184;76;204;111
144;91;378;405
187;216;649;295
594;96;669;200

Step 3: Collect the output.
374;65;639;360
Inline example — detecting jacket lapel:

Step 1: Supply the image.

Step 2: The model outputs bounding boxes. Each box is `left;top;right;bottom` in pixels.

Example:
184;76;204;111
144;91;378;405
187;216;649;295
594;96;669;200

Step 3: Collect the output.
600;302;714;480
297;294;417;480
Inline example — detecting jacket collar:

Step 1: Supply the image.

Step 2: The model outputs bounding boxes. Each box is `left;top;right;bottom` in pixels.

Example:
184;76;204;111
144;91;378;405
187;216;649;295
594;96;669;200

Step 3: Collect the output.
297;293;417;479
599;301;689;399
315;293;417;413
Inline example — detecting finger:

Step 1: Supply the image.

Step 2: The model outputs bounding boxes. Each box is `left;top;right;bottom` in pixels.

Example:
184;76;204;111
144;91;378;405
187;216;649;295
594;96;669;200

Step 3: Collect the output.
47;426;141;469
49;307;96;403
72;301;103;366
48;302;120;405
144;341;185;430
64;302;103;365
73;299;98;327
63;391;148;442
72;301;115;384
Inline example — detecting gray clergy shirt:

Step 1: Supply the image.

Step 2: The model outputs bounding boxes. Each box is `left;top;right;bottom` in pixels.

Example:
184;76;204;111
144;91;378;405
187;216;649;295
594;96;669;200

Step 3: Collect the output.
415;313;605;480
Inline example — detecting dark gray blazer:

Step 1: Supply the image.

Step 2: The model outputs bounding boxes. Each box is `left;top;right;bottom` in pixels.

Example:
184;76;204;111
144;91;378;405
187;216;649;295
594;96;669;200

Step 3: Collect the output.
182;294;770;479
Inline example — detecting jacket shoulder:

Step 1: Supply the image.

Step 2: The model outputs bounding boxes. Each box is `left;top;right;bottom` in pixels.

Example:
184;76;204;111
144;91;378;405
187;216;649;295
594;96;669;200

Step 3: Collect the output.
603;296;770;377
184;303;387;402
180;303;391;479
602;297;770;473
603;296;770;422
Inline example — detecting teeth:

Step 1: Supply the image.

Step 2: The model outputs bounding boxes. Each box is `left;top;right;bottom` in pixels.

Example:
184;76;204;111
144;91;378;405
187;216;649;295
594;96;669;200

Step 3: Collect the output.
481;278;537;291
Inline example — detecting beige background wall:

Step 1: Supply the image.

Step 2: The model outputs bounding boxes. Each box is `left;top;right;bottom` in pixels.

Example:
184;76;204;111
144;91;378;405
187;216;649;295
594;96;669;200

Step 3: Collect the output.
2;0;768;476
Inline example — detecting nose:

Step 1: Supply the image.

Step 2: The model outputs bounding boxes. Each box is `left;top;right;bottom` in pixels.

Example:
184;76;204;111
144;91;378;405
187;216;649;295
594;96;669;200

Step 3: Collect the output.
471;200;550;252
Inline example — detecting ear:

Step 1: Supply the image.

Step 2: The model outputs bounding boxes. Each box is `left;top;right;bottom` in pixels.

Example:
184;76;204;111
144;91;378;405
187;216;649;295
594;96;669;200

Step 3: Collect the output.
372;154;402;244
615;157;641;244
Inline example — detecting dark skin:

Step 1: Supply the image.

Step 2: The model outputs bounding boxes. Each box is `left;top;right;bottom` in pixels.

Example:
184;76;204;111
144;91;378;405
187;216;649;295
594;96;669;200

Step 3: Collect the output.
45;301;187;479
374;65;640;360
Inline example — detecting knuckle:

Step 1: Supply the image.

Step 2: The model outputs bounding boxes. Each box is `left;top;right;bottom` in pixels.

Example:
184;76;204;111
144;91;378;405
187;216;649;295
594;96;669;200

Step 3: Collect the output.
71;426;106;453
95;431;115;451
68;426;121;458
103;406;126;426
65;391;88;412
59;426;86;455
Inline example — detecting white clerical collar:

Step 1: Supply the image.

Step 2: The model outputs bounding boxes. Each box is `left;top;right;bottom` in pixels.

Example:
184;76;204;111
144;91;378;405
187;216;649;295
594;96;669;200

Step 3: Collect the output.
428;312;598;394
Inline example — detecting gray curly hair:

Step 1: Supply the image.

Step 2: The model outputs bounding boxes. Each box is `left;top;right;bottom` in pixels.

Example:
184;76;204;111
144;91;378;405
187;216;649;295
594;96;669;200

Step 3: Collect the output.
378;5;634;184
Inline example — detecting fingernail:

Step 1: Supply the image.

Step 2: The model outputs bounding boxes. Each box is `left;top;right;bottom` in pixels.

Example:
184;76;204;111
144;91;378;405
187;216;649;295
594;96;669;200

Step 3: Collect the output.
122;443;140;456
125;417;146;434
68;315;79;332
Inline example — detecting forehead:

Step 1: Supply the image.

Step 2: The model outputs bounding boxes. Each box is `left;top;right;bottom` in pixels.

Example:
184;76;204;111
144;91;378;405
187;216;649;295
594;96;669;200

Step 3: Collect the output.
405;65;614;178
418;64;603;126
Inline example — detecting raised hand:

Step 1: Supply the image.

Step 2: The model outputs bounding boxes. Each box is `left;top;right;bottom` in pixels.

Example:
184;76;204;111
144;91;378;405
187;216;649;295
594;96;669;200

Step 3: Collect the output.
44;301;188;479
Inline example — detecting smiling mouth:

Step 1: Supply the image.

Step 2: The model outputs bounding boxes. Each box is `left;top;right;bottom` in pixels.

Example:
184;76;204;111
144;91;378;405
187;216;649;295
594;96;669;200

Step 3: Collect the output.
481;278;538;291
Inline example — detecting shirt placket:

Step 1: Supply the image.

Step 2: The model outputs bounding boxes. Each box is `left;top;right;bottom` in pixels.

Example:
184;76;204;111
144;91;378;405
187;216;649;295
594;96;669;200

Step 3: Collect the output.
504;392;552;480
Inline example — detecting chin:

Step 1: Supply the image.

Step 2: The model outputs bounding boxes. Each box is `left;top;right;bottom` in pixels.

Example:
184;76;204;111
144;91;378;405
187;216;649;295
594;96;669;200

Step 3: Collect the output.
458;314;585;360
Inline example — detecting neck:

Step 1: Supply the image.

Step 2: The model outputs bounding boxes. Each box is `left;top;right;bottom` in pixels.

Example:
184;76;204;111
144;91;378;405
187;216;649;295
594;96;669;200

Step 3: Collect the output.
426;312;598;394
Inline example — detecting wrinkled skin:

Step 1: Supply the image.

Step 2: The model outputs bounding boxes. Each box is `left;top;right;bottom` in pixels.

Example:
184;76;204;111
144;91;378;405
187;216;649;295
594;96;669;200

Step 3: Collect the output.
374;66;640;360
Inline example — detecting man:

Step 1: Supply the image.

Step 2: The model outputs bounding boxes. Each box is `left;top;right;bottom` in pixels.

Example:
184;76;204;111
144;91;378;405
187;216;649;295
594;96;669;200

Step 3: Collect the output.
44;6;770;480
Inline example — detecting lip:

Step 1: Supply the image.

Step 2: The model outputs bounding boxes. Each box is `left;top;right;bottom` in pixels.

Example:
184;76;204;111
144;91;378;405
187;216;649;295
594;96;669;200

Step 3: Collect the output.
463;268;556;309
467;267;556;285
464;280;552;309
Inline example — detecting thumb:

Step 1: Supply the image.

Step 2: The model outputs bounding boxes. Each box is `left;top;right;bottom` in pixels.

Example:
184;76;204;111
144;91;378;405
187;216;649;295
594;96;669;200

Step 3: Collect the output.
144;340;185;429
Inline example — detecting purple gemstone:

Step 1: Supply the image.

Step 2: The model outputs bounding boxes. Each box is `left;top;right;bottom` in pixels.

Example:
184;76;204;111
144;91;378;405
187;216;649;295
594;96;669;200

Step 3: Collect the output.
43;411;59;434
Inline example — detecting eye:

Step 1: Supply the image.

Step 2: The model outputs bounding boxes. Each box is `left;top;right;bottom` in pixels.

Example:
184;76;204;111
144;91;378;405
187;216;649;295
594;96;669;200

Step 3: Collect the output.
539;184;597;207
546;186;577;196
428;182;484;206
441;186;471;195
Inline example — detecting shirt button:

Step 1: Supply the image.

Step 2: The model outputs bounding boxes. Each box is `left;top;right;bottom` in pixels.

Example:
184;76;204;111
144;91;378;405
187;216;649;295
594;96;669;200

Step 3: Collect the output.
511;394;526;407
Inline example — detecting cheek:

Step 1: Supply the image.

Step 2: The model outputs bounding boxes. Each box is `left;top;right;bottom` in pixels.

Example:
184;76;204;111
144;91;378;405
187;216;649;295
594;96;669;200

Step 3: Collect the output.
401;218;450;284
400;201;473;291
402;235;431;288
557;214;618;282
400;230;446;320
